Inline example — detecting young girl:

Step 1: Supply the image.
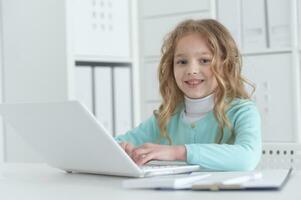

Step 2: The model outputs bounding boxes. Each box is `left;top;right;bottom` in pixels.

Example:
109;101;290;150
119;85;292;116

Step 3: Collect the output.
115;19;261;171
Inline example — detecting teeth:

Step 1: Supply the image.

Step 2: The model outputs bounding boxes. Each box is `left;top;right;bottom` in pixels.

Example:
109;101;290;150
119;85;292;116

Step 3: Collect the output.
186;80;202;85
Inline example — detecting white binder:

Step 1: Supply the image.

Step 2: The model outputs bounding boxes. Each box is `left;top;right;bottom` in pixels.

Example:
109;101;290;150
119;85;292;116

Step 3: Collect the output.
113;67;133;136
242;0;267;51
74;67;93;113
267;0;291;48
95;67;114;134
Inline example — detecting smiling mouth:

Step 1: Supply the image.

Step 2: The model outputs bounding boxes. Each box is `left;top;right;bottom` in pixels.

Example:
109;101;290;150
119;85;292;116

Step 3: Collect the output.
184;79;204;87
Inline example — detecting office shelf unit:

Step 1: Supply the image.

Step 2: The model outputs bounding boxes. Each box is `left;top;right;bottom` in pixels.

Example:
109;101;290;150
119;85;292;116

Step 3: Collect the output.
71;0;136;136
0;0;139;162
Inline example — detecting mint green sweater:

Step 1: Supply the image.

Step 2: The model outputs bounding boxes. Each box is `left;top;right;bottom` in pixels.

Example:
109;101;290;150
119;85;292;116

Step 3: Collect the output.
115;99;262;171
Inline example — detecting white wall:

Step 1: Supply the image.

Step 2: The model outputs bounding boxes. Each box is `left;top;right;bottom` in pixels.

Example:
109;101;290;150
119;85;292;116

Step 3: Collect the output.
1;0;71;162
0;0;4;162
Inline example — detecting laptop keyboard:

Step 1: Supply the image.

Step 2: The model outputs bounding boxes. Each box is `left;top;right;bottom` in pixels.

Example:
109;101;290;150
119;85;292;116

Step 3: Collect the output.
140;160;188;171
139;161;201;177
140;160;198;172
140;164;180;170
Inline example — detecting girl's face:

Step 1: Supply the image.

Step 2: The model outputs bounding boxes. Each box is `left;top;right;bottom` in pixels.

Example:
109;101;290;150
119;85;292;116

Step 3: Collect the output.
173;33;218;99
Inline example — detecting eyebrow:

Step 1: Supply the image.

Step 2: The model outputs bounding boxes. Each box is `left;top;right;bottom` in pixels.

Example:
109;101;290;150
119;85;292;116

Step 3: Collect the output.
174;52;212;58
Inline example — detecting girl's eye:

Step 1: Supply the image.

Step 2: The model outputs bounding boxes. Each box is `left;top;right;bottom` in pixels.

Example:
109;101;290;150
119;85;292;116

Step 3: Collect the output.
176;60;187;65
200;59;211;65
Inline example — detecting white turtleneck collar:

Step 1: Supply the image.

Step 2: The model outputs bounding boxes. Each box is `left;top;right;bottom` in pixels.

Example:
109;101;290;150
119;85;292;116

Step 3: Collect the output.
182;93;215;124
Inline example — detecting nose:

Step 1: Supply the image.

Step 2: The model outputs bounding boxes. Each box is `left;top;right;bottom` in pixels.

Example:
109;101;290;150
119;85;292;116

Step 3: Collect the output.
186;61;199;75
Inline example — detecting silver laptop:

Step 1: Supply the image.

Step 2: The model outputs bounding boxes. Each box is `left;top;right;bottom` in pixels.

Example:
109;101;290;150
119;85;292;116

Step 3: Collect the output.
0;100;200;177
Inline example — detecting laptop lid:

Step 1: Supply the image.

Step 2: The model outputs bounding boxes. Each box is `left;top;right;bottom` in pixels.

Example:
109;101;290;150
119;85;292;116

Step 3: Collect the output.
0;101;142;177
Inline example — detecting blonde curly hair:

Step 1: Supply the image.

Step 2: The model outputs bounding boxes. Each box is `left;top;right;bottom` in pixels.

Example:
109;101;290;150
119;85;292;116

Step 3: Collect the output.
155;19;254;144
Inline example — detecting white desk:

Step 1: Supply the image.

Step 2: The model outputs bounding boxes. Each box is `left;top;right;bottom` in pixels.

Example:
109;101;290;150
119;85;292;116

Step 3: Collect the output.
0;163;300;200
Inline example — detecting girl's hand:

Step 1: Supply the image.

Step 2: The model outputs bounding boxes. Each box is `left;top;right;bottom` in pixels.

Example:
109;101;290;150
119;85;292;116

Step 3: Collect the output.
131;143;187;166
119;142;135;157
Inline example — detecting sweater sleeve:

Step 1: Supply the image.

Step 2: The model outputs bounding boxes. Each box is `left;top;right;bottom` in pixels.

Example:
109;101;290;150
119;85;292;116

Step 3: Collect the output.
185;103;262;171
114;115;160;147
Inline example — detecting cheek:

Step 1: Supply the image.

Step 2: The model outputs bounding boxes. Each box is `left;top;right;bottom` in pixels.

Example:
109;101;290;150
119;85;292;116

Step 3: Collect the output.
211;77;218;88
173;68;182;85
203;67;214;77
204;69;218;87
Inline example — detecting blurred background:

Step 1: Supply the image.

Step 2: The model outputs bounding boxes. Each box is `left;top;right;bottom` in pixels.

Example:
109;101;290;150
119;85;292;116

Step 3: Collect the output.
0;0;300;163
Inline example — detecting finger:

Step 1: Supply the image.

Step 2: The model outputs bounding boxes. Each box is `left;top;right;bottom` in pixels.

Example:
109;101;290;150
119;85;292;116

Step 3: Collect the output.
119;142;126;150
131;148;151;161
136;152;154;166
140;143;156;148
131;143;158;163
124;143;134;155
